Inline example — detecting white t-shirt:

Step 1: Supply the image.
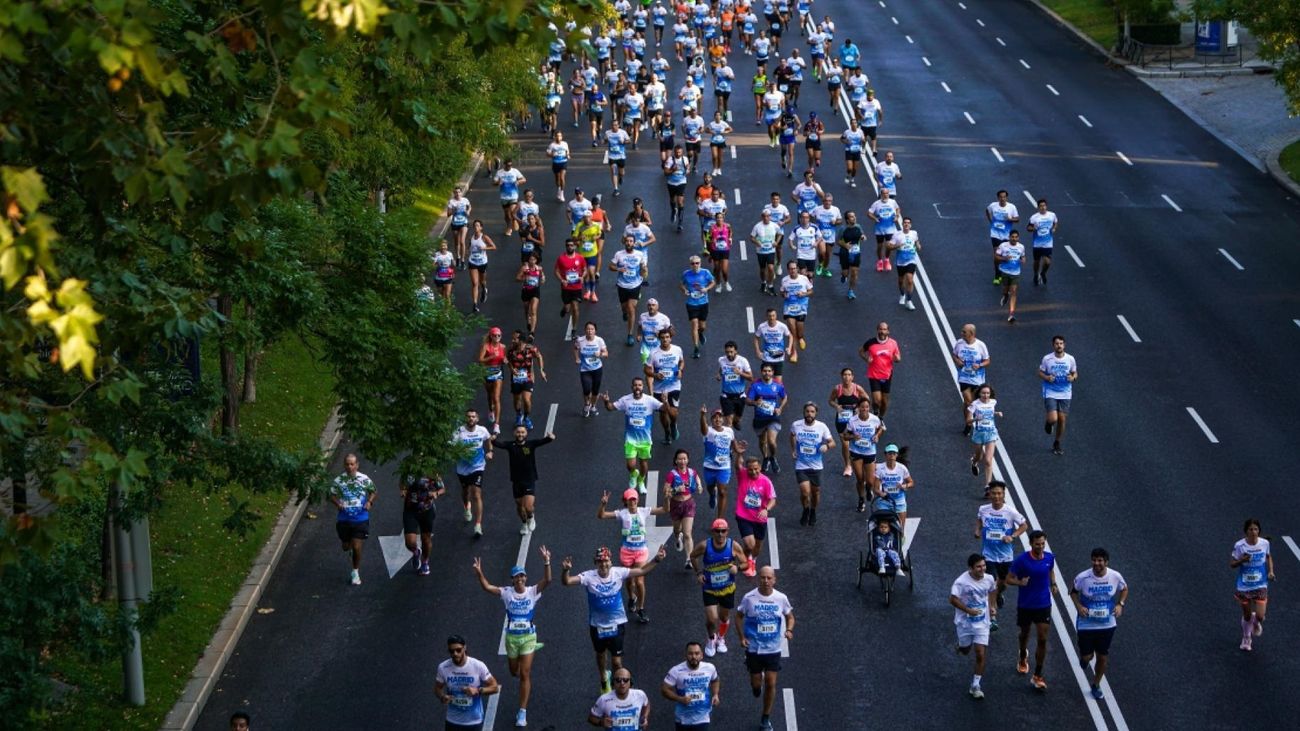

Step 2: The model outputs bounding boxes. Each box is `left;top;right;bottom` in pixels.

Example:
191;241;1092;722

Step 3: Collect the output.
790;419;834;470
1073;568;1127;631
750;221;781;254
1028;210;1058;248
436;657;494;725
986;201;1020;240
590;689;649;729
499;585;542;634
1039;352;1078;399
576;336;608;372
755;321;792;362
663;661;719;724
612;249;647;289
647;345;685;393
952;338;990;385
977;504;1025;563
950;571;996;628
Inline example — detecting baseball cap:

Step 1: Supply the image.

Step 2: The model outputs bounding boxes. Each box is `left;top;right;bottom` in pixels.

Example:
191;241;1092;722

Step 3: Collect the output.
510;565;527;577
623;488;640;501
594;546;612;562
884;444;900;453
808;111;818;119
489;326;502;335
711;518;729;530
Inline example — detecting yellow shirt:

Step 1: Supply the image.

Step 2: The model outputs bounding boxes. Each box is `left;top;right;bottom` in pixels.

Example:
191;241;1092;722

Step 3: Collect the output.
573;222;603;257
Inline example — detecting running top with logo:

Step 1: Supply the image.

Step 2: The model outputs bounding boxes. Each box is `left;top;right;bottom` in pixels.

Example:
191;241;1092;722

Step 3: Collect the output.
665;467;699;500
1073;568;1127;631
616;507;652;553
664;660;719;725
436;657;494;727
811;205;842;244
664;155;687;185
865;337;900;381
755;321;792;363
577;336;607;372
648;344;685;394
590;689;649;730
638;311;672;352
580;566;632;628
453;425;492;476
606;128;631;161
702;537;738;596
1233;538;1271;592
858;97;881;127
790;419;833;470
500;585;542;636
1039;352;1077;400
967;399;998;440
613;393;662;447
447;197;471;227
332;471;374;523
977;504;1025;563
557;252;586;291
751;220;781;256
735;469;776;523
891;230;919;267
874;462;910;506
625;223;653;253
703;425;736;471
791;224;819;261
868;198;900;237
1010;550;1055;610
842;127;865;154
738;588;793;654
508;345;537;387
844;413;883;456
1028;210;1057;248
433;250;456;280
952;338;989;386
613;248;646;289
682;267;716;307
876;161;901;195
791;182;821;214
763;203;791;232
987;201;1019;241
494;168;524;203
995;240;1025;277
780;274;812;317
951;571;996;630
568;197;594;227
718;355;752;397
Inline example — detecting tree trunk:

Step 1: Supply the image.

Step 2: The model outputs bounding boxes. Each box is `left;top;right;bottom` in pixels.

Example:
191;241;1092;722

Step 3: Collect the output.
217;294;241;434
242;302;259;404
100;514;114;601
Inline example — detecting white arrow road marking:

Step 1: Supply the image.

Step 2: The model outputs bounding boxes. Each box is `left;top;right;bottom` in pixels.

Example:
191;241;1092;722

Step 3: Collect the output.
378;534;415;579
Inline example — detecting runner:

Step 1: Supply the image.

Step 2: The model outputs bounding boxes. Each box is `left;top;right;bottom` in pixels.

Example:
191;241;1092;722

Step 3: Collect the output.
452;410;494;538
1231;518;1275;652
681;255;717;359
810;193;841;278
843;399;884;513
790;168;823;219
700;402;744;518
561;545;667;693
840;117;867;188
401;472;443;576
735;566;794;731
827;368;868;477
567;187;594;228
493;159;526;237
624;200;657;281
975;480;1027;622
836;210;864;299
623;84;645;150
734;455;777;574
872;444;912;533
995;230;1026;323
638;297;673;365
887;217;921;310
516;252;544;334
589;668;652;729
789;402;834;527
547;130;570;200
466;220;497;314
1028;198;1058;286
866;189;900;273
681;102;706;174
598;489;669;622
519;210;546;267
750;208;783;295
664;448;705;566
857;87;882;155
507;330;546;430
691;517;749;656
859;321;901;418
330;453;375;586
876;149;901;199
472;547;552;728
761;81;785;146
789;211;819;280
605;118;631;197
1007;529;1058;690
697;186;728;257
752;308;793;386
823;57;843;111
661;641;722;728
1071;547;1128;699
953;324;991;434
950;554;997;700
611;235;648;346
433;239;457;301
435;636;499;731
706;212;734;294
478;327;507;434
776;104;800;176
837;37;860;71
573;210;605;303
575;322;609;417
493;425;555;535
664;144;689;231
986;189;1020;284
555;239;586;339
779;260;813;360
708;109;733;178
646;328;686;444
802;110;825;171
603;378;664;490
966;384;1001;483
446;185;473;268
750;66;768;125
1038;335;1078;455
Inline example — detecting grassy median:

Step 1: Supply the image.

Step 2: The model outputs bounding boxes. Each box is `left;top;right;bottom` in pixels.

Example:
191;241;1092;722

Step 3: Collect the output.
1281;139;1300;185
1040;0;1119;51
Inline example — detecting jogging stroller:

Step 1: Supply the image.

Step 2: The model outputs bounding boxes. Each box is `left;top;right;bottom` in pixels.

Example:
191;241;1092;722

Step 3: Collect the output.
856;508;914;606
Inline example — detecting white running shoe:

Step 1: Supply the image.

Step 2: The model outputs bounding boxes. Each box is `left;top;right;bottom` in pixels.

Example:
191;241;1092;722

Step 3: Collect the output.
715;636;728;654
463;503;473;522
724;282;733;292
520;522;529;535
705;636;717;657
528;516;536;531
907;300;916;311
969;685;984;700
898;294;907;305
350;569;362;586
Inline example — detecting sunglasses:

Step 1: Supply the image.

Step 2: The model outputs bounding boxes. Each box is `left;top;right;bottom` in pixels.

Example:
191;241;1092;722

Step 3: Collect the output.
713;528;728;533
612;677;632;684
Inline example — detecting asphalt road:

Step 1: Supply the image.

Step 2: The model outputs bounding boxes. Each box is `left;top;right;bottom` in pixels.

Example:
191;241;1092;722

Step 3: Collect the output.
197;1;1300;729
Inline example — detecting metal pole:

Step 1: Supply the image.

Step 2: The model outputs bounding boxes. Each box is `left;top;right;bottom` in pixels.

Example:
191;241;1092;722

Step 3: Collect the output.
111;485;146;706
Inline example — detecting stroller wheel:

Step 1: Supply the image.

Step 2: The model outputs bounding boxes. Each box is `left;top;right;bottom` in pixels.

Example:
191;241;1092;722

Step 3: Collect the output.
856;550;865;588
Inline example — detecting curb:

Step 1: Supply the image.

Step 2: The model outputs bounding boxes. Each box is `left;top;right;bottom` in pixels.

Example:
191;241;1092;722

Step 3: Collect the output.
1264;141;1300;200
161;151;486;731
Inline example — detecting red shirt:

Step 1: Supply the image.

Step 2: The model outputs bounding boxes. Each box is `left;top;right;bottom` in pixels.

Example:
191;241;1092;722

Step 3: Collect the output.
555;253;586;291
865;337;900;381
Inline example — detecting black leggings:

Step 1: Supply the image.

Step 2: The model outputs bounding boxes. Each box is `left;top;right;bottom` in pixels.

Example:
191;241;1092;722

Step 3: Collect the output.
581;368;604;396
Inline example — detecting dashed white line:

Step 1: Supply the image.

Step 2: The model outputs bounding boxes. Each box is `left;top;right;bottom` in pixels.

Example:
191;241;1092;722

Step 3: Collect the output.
739;238;748;261
767;515;780;569
1046;83;1060;96
941;81;952;93
1218;248;1245;270
996;37;1006;46
990;147;1004;162
922;56;932;66
1023;190;1036;207
976;18;985;27
1064;245;1085;268
746;306;755;333
1116;315;1141;343
730;145;737;160
1294;319;1300;330
734;188;742;205
1116;150;1133;166
905;34;914;44
891;16;899;25
963;111;976;125
1283;536;1300;564
879;0;886;6
783;688;799;730
1186;407;1220;444
1019;58;1031;69
1161;194;1182;212
1078;114;1093;128
958;1;967;8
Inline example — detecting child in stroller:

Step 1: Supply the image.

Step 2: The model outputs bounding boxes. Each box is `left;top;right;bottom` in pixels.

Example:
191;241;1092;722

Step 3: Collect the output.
869;512;903;575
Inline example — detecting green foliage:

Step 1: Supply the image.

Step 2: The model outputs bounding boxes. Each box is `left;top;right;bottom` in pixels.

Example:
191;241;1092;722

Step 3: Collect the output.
1194;0;1300;115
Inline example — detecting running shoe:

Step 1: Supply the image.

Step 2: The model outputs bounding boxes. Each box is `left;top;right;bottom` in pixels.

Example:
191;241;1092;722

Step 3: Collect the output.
760;718;775;731
1007;314;1016;323
856;497;866;513
528;516;536;531
672;423;680;441
884;259;892;271
800;507;809;525
970;457;980;476
626;334;636;346
492;421;501;435
841;273;847;283
676;531;684;552
411;546;422;569
715;636;728;653
1017;653;1029;675
1090;685;1104;701
1240;638;1253;651
602;670;612;693
999;293;1008;307
705;637;717;657
474;522;483;539
744;557;757;577
515;708;527;727
724;281;733;292
850;179;857;188
843;465;852;477
877;564;886;575
693;346;700;359
899;294;907;306
906;300;916;311
524;416;534;429
770;459;780;475
418;562;430;576
789;350;798;363
847;289;856;300
799;337;806;350
1041;271;1048;285
1254;619;1264;637
990;618;999;632
350;569;362;586
992;276;1002;285
590;291;599;302
520;522;529;535
464;503;473;522
875;259;885;272
1031;675;1047;692
636;608;649;624
1052;442;1063;456
684;559;694;571
968;685;984;700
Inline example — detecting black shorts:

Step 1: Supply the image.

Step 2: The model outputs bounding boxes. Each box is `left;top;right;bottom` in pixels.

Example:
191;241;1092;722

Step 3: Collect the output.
580;368;603;396
446;721;483;731
1033;246;1052;261
336;520;370;542
745;652;782;674
703;590;736;609
736;516;767;541
610;158;627;168
686;141;702;154
896;263;917;275
1077;628;1116;657
757;252;776;269
868;378;891;394
959;381;981;395
784;313;806;323
794;468;821;487
986;560;1012;580
805;139;821;150
1017;606;1052;627
796;258;816;274
656;390;682;408
864;126;878;140
468;263;487;273
458;471;484;488
510;381;534;395
714;89;731;99
710;250;730;262
551;162;567;174
521;287;540;302
660;138;676;151
589;110;604;121
589;623;626;655
828;81;842;92
618;285;642;303
668;183;687;197
720;394;746;418
845;150;862;162
763;360;785;378
512;482;536;499
687;304;709;321
402;508;434;535
561;288;584;304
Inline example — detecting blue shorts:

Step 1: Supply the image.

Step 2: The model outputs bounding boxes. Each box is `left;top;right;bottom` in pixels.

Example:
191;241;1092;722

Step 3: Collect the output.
873;494;906;513
1044;397;1071;414
702;467;731;486
971;429;999;446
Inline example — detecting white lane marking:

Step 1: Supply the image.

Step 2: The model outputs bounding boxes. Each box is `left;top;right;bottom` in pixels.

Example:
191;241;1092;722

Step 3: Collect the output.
1218;248;1245;271
783;688;799;730
909;258;1120;731
959;1;967;8
1186;407;1220;443
1161;194;1182;212
990;147;1004;162
1019;58;1031;69
922;56;931;66
483;694;499;729
902;517;921;558
996;37;1006;47
730;145;737;160
891;16;899;25
377;535;414;578
1023;189;1036;207
1046;83;1060;96
906;35;914;44
565;317;574;340
1116;315;1141;343
976;18;985;27
1283;536;1300;564
941;81;952;93
740;238;749;261
767;514;780;569
734;188;742;205
746;306;755;333
879;0;886;6
544;402;558;434
963;111;976;125
803;12;880;197
1078;114;1093;128
1064;245;1085;268
1294;319;1300;329
1116;150;1133;166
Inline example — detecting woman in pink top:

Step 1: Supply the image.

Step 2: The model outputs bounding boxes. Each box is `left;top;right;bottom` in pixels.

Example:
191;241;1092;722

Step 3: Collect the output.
734;455;777;577
707;211;733;291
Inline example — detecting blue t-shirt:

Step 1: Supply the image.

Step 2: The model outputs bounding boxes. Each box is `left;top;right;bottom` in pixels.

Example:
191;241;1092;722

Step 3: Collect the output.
1010;551;1055;610
682;268;715;305
746;380;786;418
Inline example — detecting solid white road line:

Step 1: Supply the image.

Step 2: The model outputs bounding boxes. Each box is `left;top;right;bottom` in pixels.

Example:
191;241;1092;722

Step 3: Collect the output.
783;688;799;731
766;514;780;569
1116;315;1142;343
483;694;499;728
990;147;1003;162
740;239;748;261
1019;58;1031;69
1078;114;1093;128
544;401;558;434
941;81;952;93
746;306;755;333
996;37;1006;46
1064;245;1085;267
1283;536;1300;564
1116;150;1133;166
906;34;914;44
1218;248;1245;270
976;18;985;27
734;188;742;205
1294;319;1300;330
963;111;976;125
1046;83;1059;95
565;317;574;341
922;56;931;66
730;145;737;159
1161;194;1182;212
1023;189;1036;206
1186;407;1220;443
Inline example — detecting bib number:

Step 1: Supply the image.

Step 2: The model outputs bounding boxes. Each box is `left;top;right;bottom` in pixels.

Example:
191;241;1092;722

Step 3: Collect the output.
508;619;532;632
597;624;619;639
1087;607;1110;620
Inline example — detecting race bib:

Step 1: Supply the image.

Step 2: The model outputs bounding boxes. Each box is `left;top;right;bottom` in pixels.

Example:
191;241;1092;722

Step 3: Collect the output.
976;418;994;430
799;445;816;455
613;717;636;728
597;623;619;638
758;401;775;415
566;271;580;284
584;356;601;368
508;619;532;632
629;417;646;427
992;220;1007;231
709;572;729;586
724;373;740;382
849;244;860;255
1087;607;1110;620
512;369;529;383
985;529;1004;541
1243;570;1263;583
744;492;762;508
450;696;473;708
838;409;852;421
757;621;778;635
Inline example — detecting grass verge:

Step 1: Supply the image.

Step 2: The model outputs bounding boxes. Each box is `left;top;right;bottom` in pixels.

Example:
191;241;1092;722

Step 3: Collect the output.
1281;138;1300;186
1039;0;1119;52
51;336;336;730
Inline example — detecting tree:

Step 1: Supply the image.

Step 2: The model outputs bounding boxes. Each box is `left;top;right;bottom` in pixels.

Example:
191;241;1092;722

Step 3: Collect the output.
1193;0;1300;115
